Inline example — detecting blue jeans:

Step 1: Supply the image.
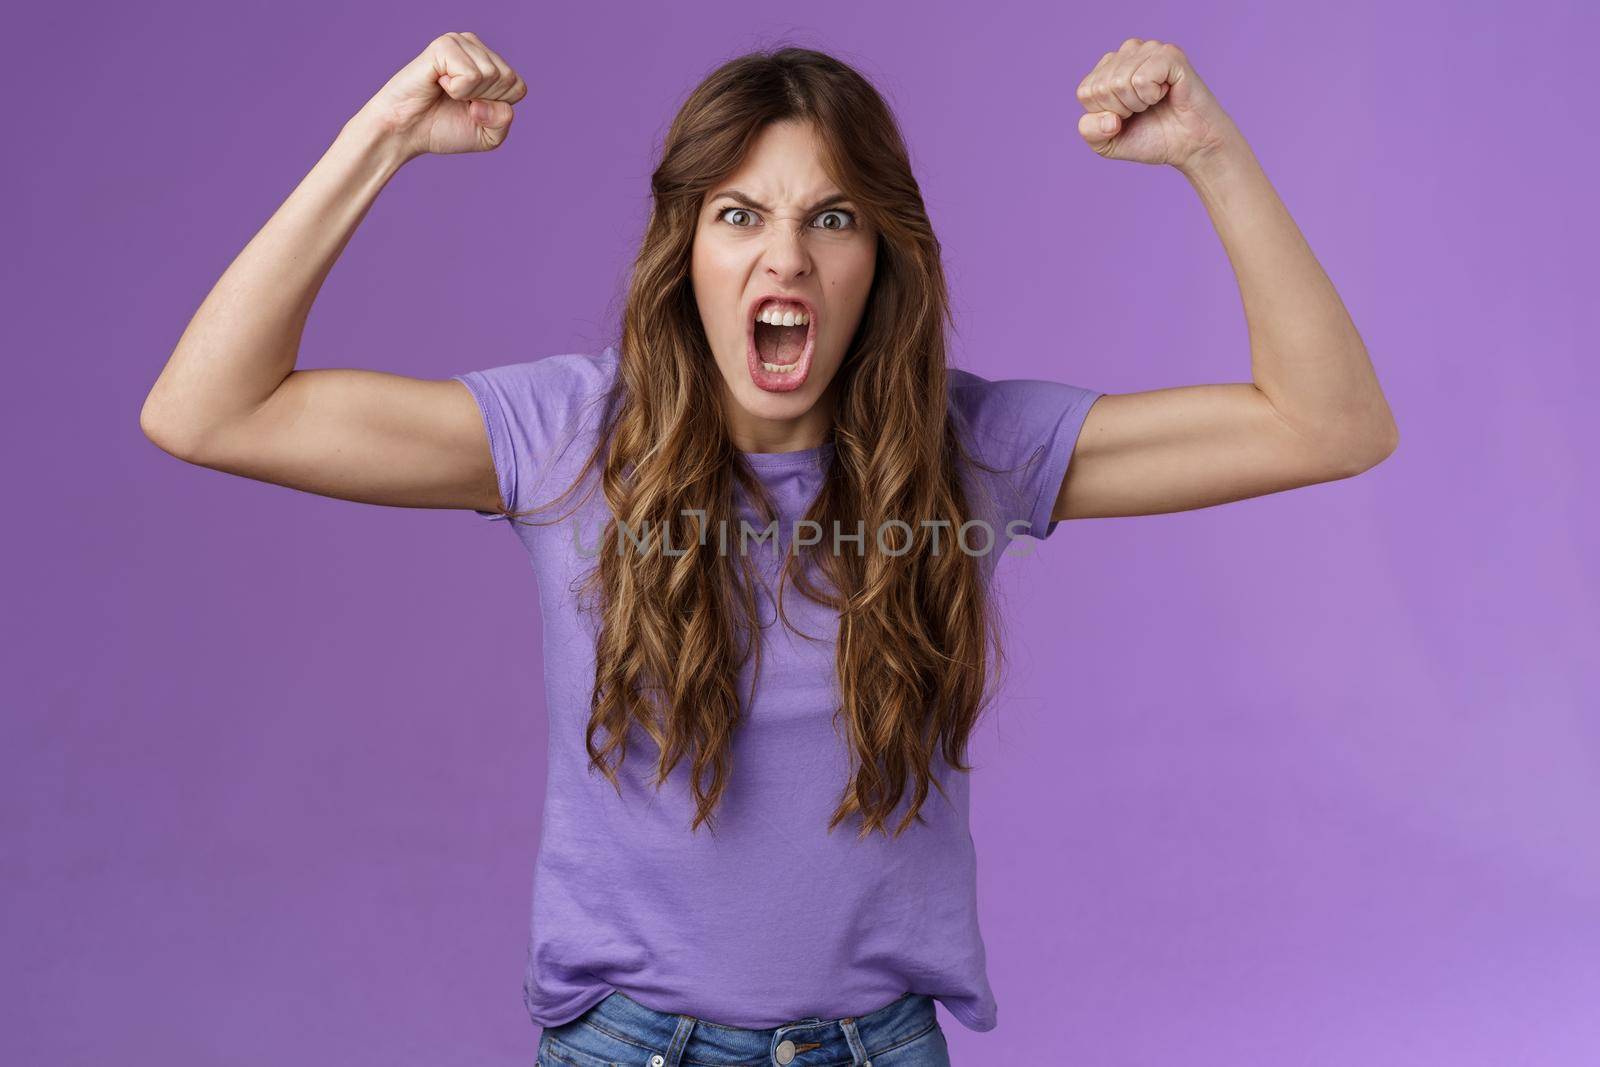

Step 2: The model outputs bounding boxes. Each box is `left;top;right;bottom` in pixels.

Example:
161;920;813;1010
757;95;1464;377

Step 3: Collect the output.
536;989;952;1066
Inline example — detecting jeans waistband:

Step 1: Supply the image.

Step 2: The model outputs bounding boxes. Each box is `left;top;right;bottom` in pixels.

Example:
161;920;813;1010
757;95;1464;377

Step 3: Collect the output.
556;988;939;1066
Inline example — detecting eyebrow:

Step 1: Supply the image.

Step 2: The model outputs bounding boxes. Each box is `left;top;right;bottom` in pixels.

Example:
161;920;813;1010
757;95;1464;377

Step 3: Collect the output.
708;189;855;213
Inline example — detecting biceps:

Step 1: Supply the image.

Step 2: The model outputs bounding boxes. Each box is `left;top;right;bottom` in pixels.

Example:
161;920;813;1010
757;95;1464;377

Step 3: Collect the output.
1054;383;1356;519
185;369;499;511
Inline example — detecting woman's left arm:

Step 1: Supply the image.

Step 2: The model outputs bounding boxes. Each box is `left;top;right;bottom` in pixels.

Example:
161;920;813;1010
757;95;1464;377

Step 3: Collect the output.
1053;38;1399;521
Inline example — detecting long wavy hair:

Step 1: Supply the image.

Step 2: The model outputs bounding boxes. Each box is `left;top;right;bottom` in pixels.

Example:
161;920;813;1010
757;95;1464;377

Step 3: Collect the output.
501;45;1017;840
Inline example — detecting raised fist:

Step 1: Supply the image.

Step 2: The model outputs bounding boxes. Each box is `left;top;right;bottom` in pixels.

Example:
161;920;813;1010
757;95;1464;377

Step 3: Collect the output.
358;31;528;160
1074;39;1236;170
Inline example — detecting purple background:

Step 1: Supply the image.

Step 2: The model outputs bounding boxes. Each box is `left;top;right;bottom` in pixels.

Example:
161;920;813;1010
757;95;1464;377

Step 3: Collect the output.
5;0;1596;1063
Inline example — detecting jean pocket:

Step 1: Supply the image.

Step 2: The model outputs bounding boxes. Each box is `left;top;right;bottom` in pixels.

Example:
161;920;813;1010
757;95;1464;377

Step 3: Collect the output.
865;1018;952;1067
538;1021;659;1067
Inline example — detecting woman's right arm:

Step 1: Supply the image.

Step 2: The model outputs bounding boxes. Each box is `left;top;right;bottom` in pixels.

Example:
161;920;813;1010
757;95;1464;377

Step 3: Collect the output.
139;32;526;514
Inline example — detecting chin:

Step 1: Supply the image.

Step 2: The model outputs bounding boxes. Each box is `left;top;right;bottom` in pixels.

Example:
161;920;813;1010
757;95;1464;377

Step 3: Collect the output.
731;377;820;418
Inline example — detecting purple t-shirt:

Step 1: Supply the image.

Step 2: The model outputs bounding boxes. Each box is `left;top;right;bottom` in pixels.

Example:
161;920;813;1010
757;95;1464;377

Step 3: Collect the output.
452;346;1100;1033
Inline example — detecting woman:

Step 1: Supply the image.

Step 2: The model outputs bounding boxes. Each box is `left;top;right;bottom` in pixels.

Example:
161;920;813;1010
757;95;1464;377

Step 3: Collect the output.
140;32;1398;1067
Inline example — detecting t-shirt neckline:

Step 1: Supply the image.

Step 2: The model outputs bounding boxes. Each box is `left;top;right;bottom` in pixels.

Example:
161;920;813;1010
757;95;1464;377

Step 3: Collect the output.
740;441;835;470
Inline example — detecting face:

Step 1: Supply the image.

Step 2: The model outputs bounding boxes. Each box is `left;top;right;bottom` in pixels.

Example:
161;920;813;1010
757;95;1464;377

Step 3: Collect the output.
689;120;877;454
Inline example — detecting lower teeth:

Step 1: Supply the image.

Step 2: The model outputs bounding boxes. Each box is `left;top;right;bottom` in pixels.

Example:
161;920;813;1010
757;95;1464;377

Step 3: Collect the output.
760;360;799;373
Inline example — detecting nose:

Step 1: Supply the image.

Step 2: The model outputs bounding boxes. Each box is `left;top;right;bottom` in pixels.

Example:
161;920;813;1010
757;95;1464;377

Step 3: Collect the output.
760;219;813;282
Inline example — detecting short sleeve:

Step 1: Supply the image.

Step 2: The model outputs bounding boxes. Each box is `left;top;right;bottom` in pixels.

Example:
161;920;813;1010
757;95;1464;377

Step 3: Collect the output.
451;348;620;520
948;367;1104;540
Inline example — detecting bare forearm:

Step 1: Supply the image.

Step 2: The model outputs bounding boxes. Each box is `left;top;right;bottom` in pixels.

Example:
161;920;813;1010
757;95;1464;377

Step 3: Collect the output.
1180;134;1398;459
140;109;410;454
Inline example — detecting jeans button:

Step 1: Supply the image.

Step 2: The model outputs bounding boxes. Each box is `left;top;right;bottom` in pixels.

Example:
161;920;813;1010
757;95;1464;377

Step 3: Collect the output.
649;1056;664;1067
775;1038;796;1064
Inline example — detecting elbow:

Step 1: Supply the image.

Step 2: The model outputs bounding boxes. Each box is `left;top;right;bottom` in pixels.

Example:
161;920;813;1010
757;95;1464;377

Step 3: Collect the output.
140;390;204;463
1331;414;1399;478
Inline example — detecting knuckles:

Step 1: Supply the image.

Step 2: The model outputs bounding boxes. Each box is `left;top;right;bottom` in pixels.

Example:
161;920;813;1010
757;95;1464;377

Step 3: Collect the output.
1078;39;1187;93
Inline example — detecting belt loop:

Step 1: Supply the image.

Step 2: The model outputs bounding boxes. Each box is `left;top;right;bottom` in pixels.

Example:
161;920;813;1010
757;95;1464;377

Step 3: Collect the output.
839;1016;870;1066
663;1014;696;1067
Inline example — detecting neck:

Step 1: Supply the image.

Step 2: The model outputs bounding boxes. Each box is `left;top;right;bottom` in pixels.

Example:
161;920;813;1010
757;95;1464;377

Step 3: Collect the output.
725;381;837;454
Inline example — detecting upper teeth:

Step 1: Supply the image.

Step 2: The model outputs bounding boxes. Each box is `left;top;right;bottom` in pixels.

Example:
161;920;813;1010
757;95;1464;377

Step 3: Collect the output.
756;301;809;326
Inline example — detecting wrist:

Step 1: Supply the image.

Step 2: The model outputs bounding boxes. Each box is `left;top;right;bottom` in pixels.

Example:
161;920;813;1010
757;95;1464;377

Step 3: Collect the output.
1176;127;1255;191
338;106;419;175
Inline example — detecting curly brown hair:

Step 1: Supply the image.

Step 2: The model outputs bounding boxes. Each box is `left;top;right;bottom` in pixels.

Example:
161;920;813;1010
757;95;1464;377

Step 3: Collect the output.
500;45;1015;840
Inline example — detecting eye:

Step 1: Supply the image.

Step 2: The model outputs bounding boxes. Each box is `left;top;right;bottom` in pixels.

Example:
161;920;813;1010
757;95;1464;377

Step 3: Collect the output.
714;206;859;231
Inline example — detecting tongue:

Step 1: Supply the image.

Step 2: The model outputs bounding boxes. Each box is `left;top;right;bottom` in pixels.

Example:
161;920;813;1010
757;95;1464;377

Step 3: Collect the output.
755;323;806;363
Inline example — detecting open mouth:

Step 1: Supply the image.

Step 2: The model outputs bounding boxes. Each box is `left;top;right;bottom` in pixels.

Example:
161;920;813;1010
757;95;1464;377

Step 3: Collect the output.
745;299;817;393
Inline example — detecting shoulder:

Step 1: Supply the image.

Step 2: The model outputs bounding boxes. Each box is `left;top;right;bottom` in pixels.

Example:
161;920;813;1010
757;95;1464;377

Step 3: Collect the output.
451;347;623;453
946;364;1100;453
944;362;1105;541
453;347;620;407
450;347;623;518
